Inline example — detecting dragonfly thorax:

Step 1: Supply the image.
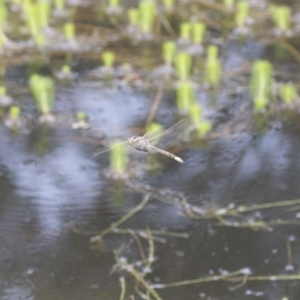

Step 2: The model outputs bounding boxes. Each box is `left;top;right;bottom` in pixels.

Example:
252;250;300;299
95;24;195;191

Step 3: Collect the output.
128;136;150;152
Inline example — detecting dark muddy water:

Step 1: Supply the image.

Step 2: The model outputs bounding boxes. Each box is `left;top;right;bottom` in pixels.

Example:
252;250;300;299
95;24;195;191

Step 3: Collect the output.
1;81;300;300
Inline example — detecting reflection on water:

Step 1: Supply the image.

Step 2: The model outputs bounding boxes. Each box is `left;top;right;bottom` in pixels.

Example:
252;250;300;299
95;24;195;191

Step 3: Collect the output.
0;85;300;299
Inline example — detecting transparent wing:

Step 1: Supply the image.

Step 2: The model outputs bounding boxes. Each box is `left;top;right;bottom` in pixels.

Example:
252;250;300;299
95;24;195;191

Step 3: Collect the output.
144;118;189;146
93;139;128;157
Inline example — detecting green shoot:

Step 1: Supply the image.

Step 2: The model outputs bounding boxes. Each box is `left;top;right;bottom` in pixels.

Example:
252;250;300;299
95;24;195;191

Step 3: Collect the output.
163;0;174;10
62;64;71;74
224;0;235;9
251;60;272;112
29;74;55;115
235;0;249;28
76;111;87;121
146;122;162;146
280;83;297;104
0;85;6;95
270;5;291;32
54;0;65;11
162;41;176;65
64;22;75;41
177;81;195;113
180;22;191;41
9;105;21;122
189;103;212;136
128;8;138;26
192;22;206;45
138;0;156;34
205;45;221;86
102;51;115;68
0;0;8;26
175;52;192;81
110;140;128;175
37;0;51;28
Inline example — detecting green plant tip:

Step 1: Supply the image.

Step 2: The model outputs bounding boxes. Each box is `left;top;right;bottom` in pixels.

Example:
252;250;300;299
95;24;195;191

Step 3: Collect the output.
280;83;297;104
192;22;206;45
251;60;272;110
175;52;192;81
162;41;176;65
0;86;6;96
110;140;128;174
180;22;191;40
270;5;291;31
223;0;235;8
163;0;174;10
138;0;156;34
235;0;249;27
76;111;86;121
177;82;195;112
54;0;66;10
146;122;162;145
62;65;71;74
128;8;138;25
9;105;20;120
109;0;120;7
29;74;55;115
196;120;211;136
102;51;115;68
64;22;75;40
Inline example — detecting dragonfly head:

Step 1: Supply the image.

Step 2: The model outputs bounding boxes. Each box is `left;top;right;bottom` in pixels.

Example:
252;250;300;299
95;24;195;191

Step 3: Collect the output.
128;136;137;146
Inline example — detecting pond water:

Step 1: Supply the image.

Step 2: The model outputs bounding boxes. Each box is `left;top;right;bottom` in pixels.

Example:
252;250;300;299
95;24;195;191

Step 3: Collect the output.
1;1;300;299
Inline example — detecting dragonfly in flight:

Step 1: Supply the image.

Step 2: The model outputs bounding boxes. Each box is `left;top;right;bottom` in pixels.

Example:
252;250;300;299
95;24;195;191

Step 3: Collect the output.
94;119;188;163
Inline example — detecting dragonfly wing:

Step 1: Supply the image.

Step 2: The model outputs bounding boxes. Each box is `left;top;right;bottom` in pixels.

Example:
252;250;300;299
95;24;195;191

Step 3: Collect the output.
144;118;189;147
93;140;128;157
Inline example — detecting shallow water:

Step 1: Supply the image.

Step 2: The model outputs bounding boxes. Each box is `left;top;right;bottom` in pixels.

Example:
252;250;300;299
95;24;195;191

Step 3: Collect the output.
1;82;300;299
2;1;300;298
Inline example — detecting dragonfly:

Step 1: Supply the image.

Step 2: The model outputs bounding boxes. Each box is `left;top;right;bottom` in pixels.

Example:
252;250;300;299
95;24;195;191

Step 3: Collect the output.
93;118;188;163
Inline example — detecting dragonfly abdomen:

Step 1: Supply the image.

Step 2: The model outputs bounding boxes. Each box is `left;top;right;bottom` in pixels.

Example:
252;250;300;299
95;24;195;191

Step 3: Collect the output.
150;146;184;163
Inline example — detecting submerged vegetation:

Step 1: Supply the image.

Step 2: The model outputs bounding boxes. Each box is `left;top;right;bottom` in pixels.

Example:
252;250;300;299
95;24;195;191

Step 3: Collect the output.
1;0;300;299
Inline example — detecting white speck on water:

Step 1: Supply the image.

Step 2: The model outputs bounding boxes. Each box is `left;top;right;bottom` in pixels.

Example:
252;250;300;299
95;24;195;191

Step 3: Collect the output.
245;289;264;296
240;268;252;275
224;246;229;252
209;270;214;275
270;276;277;281
26;268;35;275
175;250;185;257
289;235;295;242
199;292;206;297
272;249;278;254
219;269;229;275
285;264;294;271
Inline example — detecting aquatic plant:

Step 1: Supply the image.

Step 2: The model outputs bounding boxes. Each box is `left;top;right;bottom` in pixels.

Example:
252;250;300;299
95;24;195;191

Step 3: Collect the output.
72;111;90;129
29;74;55;116
280;83;297;104
270;5;291;33
162;41;176;65
36;0;51;28
9;105;21;123
189;103;212;136
109;140;128;176
102;51;115;69
24;2;41;36
223;0;235;9
176;81;195;113
162;0;174;11
179;22;191;42
192;22;206;45
128;8;139;26
175;52;192;81
64;22;75;41
54;0;66;11
205;45;221;86
138;0;156;35
106;0;122;15
235;0;249;28
0;0;8;26
251;60;273;112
